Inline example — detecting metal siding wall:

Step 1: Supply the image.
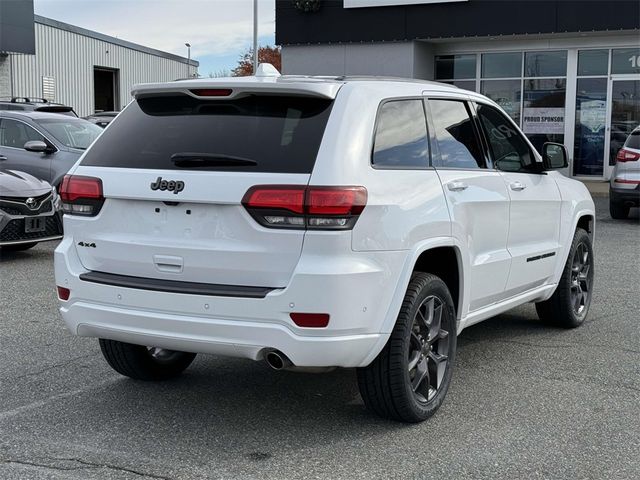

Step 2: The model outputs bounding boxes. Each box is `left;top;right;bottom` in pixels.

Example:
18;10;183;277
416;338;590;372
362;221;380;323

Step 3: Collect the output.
10;23;193;117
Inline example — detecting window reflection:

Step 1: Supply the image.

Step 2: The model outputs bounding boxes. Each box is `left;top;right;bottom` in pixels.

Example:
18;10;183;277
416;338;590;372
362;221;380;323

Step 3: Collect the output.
430;100;485;169
373;100;429;168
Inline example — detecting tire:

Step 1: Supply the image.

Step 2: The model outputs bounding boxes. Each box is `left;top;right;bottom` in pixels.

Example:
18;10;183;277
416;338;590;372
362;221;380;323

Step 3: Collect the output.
0;242;38;252
535;227;594;328
609;201;629;220
357;272;457;423
99;339;196;380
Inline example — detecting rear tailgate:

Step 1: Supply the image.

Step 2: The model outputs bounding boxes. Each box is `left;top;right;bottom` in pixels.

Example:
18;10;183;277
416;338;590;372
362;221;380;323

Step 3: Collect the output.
65;90;335;288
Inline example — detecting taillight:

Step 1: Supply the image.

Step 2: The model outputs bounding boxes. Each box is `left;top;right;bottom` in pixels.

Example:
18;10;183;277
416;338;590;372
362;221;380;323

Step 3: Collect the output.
242;185;367;230
616;148;640;163
59;175;104;216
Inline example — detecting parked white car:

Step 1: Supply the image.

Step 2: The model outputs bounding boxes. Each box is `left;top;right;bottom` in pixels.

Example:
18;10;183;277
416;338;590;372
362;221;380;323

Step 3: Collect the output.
55;66;595;422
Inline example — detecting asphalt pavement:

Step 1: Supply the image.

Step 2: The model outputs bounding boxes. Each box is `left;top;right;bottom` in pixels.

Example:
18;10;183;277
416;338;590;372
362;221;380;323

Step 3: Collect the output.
1;199;638;479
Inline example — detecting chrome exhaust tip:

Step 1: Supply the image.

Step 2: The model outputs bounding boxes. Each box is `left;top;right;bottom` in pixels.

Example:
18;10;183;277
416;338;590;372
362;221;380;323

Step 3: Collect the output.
265;350;292;371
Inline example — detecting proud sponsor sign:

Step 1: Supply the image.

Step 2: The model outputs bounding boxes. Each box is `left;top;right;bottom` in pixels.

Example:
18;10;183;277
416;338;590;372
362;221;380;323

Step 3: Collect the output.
522;108;565;135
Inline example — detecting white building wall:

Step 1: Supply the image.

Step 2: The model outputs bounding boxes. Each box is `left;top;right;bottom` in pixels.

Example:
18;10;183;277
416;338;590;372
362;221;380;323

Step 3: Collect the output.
9;22;196;117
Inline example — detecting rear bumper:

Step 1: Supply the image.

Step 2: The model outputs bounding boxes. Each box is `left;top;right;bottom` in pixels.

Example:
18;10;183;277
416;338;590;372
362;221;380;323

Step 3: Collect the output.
54;236;407;368
610;186;640;207
63;301;385;367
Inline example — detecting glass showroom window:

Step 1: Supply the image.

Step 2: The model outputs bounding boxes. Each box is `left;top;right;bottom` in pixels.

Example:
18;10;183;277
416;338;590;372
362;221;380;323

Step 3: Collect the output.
435;55;477;92
480;52;523;123
573;50;608;177
522;51;567;154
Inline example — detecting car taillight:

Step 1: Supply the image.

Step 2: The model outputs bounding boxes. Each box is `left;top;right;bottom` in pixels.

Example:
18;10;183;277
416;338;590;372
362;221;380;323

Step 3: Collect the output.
242;185;367;230
616;148;640;163
59;175;104;216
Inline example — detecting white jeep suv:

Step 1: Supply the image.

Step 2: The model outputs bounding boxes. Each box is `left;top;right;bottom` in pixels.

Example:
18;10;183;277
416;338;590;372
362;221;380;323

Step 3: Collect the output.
55;67;595;423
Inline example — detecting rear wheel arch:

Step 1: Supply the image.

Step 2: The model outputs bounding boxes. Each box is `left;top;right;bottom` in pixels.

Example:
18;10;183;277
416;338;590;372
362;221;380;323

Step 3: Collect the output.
412;246;462;322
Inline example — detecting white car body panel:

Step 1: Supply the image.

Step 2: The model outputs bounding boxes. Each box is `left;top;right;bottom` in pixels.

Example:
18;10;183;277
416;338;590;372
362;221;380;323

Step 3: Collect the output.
55;74;595;368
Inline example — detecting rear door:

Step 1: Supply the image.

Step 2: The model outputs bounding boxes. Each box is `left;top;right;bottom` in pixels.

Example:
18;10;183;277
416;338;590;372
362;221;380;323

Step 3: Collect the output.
68;93;334;288
427;98;512;313
474;102;561;294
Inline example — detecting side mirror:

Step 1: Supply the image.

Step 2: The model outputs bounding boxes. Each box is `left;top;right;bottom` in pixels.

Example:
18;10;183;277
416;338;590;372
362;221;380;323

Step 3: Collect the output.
24;140;53;154
542;142;568;170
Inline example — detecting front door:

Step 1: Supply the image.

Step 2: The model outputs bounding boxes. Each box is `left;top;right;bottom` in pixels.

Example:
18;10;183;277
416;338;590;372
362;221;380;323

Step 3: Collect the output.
606;79;640;179
0;118;52;182
474;102;561;295
428;98;512;313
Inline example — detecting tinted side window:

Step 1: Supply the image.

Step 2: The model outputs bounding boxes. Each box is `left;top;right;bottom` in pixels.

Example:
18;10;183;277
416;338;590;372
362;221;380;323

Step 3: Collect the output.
372;99;429;168
0;119;44;148
476;104;534;172
429;100;485;169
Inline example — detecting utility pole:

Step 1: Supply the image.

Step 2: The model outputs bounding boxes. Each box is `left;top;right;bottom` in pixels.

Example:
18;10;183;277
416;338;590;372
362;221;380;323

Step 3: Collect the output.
253;0;258;74
185;43;191;78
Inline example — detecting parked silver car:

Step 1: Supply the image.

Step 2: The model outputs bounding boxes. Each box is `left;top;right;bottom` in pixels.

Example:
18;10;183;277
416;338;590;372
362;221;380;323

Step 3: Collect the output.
0;111;102;188
0;169;63;251
610;126;640;219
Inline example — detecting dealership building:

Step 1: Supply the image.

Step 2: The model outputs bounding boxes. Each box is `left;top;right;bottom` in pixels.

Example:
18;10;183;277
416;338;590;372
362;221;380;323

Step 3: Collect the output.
0;1;198;117
277;0;640;181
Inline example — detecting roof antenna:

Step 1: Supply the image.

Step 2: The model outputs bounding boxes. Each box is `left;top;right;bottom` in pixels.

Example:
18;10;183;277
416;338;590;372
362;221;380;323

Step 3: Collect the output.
255;63;281;78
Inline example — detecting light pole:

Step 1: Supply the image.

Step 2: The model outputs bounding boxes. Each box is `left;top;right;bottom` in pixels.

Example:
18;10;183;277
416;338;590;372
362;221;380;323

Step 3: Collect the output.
253;0;258;74
185;42;191;78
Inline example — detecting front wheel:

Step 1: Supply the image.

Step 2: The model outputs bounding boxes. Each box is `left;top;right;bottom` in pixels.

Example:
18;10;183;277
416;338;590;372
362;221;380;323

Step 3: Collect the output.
536;227;594;328
99;339;196;380
357;272;457;423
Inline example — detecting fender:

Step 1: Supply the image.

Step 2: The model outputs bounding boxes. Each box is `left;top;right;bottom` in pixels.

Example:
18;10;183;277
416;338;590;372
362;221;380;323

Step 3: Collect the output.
542;175;596;302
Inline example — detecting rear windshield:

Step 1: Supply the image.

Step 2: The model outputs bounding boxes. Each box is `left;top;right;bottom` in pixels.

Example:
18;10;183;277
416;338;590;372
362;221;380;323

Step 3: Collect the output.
624;130;640;150
80;94;334;173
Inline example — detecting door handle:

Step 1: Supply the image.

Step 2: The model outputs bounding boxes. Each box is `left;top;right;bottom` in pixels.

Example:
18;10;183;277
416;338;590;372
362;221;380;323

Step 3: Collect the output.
447;181;468;192
509;181;526;191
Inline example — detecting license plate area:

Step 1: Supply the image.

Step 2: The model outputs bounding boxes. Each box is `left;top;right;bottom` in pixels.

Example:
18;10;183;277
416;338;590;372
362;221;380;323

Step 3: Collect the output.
25;217;45;233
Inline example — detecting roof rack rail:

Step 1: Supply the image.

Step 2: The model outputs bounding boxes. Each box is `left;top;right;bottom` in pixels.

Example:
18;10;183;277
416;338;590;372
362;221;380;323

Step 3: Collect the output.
11;97;49;104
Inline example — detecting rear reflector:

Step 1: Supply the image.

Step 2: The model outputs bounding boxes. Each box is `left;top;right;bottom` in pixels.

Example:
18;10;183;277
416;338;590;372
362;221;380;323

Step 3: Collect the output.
616;148;640;163
189;88;232;97
57;286;70;301
290;313;330;328
242;185;367;230
59;175;104;216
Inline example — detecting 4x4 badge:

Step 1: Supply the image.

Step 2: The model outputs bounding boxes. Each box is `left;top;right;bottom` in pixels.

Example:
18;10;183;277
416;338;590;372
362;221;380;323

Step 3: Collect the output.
150;177;185;194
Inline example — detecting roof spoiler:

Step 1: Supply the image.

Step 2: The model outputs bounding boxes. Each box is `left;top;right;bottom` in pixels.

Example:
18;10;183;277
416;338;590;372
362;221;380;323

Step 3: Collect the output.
132;64;342;100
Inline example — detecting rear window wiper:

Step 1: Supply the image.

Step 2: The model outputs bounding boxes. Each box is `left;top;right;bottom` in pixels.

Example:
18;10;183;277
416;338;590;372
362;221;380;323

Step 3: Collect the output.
171;152;257;167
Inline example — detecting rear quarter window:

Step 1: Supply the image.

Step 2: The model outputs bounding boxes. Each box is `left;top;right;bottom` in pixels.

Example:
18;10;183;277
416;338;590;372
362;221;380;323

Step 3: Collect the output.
372;99;429;169
80;94;333;174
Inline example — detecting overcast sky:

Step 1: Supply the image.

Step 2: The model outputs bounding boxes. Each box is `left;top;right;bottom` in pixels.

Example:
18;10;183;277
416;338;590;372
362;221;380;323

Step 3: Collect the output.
33;0;276;75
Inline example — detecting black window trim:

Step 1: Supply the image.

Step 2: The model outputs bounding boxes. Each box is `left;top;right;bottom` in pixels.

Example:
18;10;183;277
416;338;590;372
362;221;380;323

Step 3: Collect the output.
370;96;433;171
472;100;544;175
425;96;489;171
